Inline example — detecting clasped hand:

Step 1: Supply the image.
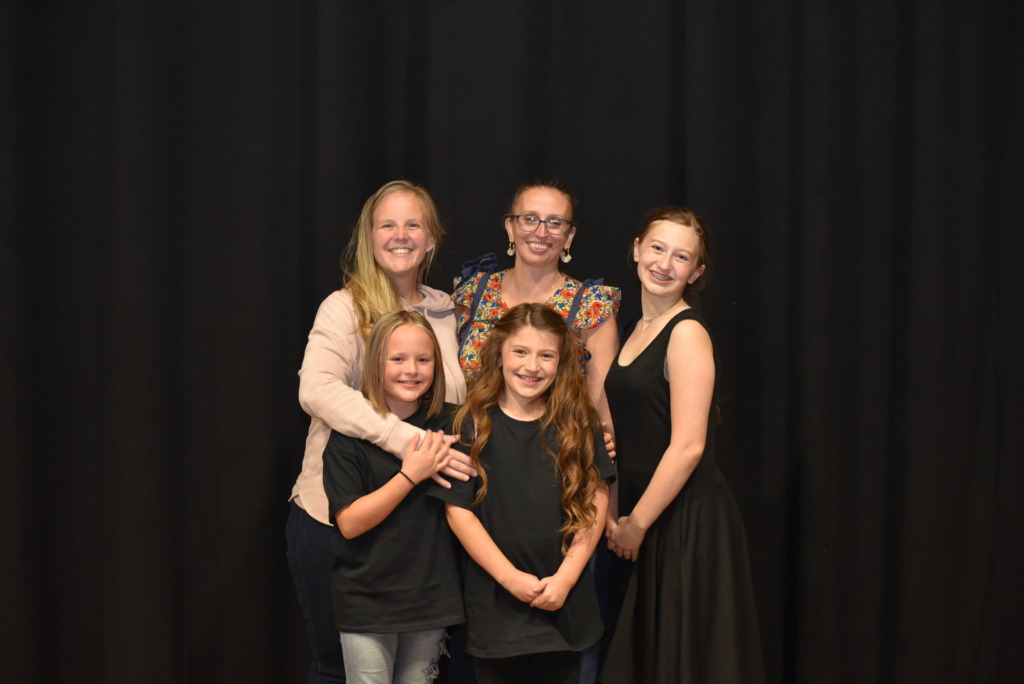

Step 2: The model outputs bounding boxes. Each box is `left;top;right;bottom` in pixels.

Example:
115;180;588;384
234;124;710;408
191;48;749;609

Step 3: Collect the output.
503;570;573;612
606;515;646;562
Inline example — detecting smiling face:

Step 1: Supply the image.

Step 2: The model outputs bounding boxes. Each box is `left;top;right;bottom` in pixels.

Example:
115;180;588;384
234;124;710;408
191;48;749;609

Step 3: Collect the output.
499;324;561;415
504;187;576;269
633;219;706;301
381;323;436;418
371;191;436;289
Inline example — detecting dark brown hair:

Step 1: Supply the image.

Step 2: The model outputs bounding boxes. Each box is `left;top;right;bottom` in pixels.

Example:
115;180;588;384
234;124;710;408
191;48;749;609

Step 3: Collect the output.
505;178;578;221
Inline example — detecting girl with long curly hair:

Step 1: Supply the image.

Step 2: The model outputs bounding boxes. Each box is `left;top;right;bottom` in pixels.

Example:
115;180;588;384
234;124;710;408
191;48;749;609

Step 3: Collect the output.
432;303;616;684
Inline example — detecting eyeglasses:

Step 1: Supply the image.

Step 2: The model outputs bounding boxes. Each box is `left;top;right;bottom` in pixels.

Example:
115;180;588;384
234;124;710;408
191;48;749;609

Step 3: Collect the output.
513;214;574;235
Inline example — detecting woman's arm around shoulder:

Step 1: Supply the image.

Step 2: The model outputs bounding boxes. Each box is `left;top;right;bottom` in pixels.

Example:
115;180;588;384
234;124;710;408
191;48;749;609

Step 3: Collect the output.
298;290;421;455
334;431;454;539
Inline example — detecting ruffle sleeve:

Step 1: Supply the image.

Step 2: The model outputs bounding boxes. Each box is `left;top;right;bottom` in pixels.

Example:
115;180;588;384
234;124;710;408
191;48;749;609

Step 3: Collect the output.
571;282;622;330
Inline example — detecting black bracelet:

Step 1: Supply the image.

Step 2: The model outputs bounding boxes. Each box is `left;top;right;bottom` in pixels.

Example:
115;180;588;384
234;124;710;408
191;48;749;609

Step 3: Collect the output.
397;471;415;486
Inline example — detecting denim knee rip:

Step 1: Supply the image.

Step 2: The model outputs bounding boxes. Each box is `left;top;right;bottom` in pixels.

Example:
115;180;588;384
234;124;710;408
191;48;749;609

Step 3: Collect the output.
420;632;449;681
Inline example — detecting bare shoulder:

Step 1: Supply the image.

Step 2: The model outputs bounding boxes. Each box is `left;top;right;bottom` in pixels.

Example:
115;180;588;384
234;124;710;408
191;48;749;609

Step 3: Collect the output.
668;316;711;349
666;317;714;372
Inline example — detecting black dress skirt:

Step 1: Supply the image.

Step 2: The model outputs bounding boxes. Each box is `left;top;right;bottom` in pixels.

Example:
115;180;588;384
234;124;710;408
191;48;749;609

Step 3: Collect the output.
600;309;765;684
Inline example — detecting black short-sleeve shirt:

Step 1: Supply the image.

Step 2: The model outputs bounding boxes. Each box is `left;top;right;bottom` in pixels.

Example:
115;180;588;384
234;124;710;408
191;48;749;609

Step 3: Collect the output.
432;407;616;658
323;404;464;634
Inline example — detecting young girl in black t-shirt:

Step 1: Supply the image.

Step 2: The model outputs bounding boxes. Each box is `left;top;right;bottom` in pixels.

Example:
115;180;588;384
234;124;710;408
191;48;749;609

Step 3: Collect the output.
435;303;616;684
322;310;464;683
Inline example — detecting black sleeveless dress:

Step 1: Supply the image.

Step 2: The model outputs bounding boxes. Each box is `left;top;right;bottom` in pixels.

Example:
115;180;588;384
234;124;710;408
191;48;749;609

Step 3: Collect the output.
599;309;765;684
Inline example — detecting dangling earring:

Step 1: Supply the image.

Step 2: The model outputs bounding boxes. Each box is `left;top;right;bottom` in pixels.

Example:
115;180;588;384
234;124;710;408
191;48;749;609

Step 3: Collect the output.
560;248;572;264
507;242;516;257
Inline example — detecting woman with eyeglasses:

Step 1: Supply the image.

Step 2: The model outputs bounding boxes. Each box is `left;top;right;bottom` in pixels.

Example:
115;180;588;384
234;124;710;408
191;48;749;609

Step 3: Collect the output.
451;179;620;683
452;179;621;430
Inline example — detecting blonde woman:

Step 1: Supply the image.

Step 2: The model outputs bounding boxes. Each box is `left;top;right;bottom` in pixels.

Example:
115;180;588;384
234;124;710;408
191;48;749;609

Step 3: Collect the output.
287;181;470;684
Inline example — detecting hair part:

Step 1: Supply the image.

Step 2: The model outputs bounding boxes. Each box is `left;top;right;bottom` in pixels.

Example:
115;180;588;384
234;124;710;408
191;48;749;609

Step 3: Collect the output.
505;177;578;222
360;310;446;419
342;180;446;337
452;303;600;554
634;205;711;306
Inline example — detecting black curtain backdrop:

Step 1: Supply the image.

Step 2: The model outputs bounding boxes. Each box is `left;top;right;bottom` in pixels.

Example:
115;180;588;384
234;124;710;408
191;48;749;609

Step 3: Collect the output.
3;1;1022;682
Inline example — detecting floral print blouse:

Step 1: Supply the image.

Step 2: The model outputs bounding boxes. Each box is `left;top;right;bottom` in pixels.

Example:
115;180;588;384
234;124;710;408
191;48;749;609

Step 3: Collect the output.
452;269;621;382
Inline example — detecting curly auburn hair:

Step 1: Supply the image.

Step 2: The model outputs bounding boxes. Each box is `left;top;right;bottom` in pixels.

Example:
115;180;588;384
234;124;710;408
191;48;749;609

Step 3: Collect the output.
452;303;601;554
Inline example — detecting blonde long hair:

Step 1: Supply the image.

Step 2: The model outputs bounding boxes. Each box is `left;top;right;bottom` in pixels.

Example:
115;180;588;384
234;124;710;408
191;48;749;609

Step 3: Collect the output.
342;180;445;337
453;303;601;554
360;310;446;419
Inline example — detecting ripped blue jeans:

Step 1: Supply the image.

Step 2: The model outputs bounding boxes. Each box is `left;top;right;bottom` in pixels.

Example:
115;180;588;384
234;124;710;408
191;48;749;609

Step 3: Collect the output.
339;629;446;683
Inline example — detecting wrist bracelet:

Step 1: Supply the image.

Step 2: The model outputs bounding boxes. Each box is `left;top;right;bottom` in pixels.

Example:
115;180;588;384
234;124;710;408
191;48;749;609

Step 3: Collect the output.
397;471;415;486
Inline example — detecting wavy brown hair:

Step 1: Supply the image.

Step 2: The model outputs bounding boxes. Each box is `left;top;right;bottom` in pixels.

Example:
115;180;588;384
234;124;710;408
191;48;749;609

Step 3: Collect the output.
452;303;601;554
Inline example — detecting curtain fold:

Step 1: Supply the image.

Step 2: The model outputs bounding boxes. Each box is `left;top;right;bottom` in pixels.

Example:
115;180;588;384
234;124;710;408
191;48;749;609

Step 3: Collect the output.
2;1;1021;682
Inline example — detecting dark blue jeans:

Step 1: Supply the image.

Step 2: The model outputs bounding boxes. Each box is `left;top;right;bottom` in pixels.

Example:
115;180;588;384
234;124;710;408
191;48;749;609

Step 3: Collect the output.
286;502;346;684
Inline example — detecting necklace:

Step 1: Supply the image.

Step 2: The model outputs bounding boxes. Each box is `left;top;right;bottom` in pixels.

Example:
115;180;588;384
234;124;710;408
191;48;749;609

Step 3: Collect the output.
641;304;684;325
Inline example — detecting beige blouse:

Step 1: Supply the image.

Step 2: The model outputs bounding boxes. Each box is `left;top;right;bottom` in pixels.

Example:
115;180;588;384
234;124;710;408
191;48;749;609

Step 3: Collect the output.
289;286;467;525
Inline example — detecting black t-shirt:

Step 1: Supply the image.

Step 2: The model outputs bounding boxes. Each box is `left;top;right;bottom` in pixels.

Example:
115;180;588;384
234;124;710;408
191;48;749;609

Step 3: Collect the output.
323;404;464;633
432;407;616;658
